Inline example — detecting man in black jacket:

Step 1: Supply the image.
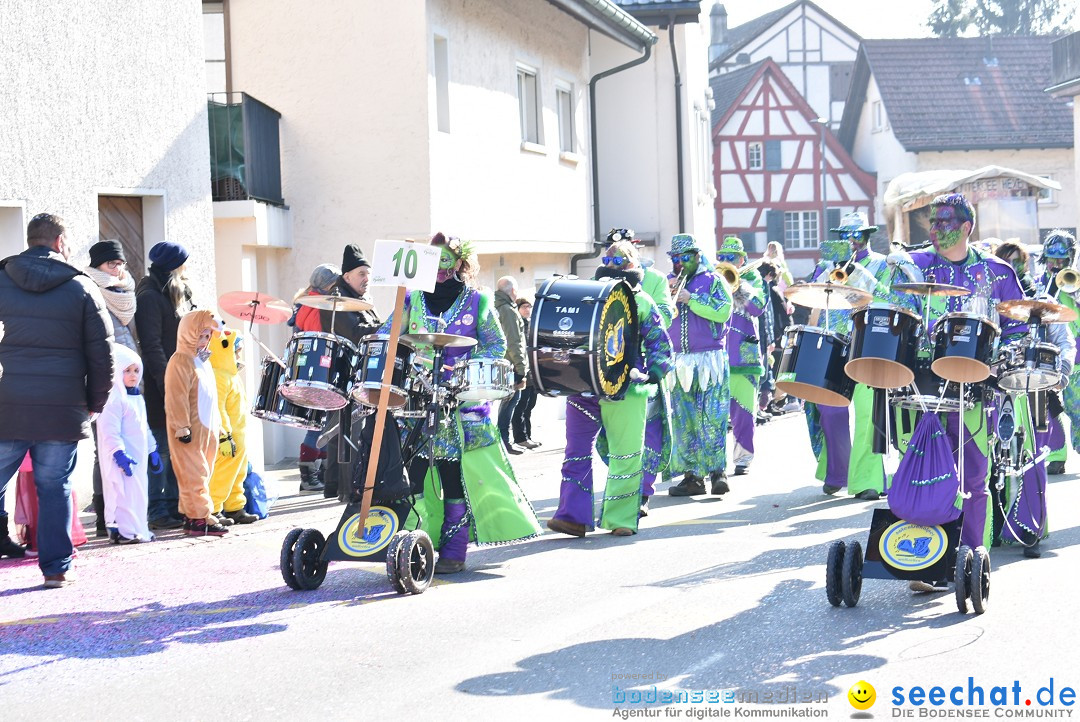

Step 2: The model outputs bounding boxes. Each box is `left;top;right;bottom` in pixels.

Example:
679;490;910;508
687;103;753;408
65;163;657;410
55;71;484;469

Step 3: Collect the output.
0;213;114;586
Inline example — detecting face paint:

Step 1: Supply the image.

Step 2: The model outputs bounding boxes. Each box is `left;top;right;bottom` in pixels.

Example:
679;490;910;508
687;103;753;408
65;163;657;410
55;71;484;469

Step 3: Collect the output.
930;205;966;252
437;247;459;283
669;251;698;277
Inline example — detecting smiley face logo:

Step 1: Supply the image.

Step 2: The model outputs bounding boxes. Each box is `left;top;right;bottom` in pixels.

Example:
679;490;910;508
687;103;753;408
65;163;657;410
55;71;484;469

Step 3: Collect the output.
848;680;876;710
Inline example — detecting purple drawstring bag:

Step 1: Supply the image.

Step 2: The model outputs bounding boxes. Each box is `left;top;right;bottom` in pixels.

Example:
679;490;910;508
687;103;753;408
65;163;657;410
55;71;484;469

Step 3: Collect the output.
888;412;963;526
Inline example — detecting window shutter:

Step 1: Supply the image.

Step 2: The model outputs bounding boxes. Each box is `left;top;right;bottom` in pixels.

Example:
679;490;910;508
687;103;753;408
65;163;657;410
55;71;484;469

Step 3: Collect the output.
764;140;781;171
739;232;757;254
766;210;783;245
826;208;842;235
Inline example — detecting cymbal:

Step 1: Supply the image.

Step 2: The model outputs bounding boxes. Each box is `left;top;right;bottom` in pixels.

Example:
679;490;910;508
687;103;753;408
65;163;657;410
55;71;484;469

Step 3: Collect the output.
400;332;478;349
892;282;971;297
783;283;872;311
996;298;1079;324
296;294;374;313
218;291;292;325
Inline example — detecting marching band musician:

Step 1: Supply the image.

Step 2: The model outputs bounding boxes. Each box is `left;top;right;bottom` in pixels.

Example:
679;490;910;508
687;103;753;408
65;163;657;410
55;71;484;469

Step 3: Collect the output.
548;240;674;537
716;237;765;477
899;193;1029;564
806;212;893;500
1036;230;1080;473
384;233;540;573
665;234;735;497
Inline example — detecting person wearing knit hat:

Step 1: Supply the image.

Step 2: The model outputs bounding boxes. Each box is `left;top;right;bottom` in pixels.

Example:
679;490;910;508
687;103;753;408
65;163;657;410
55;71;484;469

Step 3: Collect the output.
89;239;126;269
716;236;765;478
148;241;189;273
666;233;735;498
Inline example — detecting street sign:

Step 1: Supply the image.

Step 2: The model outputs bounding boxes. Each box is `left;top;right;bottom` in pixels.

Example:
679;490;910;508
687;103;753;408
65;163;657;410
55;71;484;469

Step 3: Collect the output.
370;239;440;292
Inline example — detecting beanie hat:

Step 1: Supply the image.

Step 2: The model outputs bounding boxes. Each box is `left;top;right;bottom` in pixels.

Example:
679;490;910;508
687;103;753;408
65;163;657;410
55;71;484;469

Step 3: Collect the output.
342;244;370;274
148;241;189;272
89;239;126;268
308;263;340;293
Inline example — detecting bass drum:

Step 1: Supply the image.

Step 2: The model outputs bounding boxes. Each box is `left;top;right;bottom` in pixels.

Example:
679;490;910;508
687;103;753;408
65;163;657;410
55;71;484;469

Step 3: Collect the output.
529;277;638;399
252;356;328;431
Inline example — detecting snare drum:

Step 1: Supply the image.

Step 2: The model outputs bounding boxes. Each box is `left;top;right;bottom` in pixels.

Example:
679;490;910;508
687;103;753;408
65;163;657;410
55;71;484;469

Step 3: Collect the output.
845;305;922;389
457;358;514;401
279;332;358;411
351;334;415;409
774;326;854;407
931;312;998;384
995;341;1062;393
252;356;328;431
891;359;973;414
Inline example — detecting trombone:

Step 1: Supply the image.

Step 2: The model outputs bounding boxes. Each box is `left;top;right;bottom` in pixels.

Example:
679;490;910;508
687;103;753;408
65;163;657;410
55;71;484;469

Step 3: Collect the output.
716;257;767;287
1042;265;1080;298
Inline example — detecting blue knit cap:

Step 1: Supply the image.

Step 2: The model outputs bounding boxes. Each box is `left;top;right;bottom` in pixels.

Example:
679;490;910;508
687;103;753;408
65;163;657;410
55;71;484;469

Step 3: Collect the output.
148;241;189;272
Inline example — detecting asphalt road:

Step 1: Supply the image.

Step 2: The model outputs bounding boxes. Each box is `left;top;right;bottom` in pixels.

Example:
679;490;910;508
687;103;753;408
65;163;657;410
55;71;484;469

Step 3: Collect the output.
2;398;1078;721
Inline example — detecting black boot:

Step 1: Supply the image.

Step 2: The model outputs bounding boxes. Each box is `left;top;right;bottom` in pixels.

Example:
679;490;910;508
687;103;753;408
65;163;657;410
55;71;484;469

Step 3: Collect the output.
0;515;26;559
93;492;108;538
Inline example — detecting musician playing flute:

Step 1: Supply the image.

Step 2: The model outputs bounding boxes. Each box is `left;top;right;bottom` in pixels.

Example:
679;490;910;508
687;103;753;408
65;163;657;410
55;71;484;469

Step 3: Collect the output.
548;241;673;537
806;212;892;499
713;237;765;477
899;193;1029;559
666;234;735;497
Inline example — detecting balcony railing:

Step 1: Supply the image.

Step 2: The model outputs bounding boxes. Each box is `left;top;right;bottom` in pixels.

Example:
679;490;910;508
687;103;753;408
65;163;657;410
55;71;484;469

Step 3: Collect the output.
208;92;284;205
1049;31;1080;91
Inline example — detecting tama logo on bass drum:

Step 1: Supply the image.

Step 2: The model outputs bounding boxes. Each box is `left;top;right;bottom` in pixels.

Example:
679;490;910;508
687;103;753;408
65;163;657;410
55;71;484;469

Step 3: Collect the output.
554;306;580;314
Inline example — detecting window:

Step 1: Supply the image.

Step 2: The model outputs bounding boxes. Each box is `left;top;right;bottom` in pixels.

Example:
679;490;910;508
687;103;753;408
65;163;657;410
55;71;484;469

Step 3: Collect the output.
433;35;450;133
517;65;542;145
203;2;226;95
784;210;819;249
1038;175;1056;205
556;84;573;152
872;100;886;132
830;63;854;102
747;142;762;170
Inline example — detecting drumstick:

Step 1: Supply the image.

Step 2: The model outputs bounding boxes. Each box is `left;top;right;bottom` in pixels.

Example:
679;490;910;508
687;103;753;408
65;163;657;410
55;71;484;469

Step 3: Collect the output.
251;334;287;369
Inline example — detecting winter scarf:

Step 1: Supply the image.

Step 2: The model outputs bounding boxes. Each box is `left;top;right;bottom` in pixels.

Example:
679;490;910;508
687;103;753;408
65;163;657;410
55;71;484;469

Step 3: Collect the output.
85;266;137;325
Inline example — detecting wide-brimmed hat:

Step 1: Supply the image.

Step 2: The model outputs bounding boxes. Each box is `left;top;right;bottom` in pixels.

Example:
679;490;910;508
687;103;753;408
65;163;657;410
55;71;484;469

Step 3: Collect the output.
669;234;699;255
716;236;747;257
831;211;878;234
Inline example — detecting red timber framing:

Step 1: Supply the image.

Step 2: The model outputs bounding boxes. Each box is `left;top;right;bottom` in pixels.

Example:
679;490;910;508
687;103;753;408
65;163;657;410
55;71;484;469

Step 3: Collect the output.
711;58;875;261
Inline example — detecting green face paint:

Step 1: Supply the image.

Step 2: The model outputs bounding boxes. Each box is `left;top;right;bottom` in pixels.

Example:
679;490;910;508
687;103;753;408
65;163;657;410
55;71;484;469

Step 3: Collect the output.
934;229;963;251
439;248;457;269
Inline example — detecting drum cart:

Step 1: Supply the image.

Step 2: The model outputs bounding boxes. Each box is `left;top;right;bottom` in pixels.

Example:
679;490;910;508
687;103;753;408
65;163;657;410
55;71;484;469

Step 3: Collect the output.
278;243;461;596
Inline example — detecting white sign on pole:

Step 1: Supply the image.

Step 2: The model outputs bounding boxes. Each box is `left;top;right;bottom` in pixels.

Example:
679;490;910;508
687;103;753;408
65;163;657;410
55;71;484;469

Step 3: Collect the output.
370;240;440;292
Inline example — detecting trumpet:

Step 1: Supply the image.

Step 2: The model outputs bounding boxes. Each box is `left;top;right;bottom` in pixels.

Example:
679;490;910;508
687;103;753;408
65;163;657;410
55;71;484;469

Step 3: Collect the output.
670;270;690;299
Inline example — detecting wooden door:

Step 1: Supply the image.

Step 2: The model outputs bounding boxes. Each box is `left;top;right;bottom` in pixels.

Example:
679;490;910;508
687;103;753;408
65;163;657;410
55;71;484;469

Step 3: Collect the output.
98;196;145;280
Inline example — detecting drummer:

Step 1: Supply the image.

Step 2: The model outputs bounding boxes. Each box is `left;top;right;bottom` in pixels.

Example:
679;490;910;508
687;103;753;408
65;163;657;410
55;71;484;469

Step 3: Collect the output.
805;212;893;500
384;232;540;573
899;192;1028;559
548;240;673;536
665;234;734;498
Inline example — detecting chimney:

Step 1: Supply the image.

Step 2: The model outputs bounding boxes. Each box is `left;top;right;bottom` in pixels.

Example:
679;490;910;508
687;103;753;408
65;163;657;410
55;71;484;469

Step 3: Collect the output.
710;4;728;64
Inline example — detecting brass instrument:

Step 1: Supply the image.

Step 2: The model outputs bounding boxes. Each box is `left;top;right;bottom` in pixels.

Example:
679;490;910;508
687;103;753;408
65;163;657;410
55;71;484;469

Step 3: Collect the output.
1054;266;1080;296
715;258;765;287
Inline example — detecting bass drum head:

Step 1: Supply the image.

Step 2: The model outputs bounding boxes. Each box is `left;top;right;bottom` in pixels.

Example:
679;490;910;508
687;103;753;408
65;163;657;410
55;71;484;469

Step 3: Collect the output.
593;281;637;399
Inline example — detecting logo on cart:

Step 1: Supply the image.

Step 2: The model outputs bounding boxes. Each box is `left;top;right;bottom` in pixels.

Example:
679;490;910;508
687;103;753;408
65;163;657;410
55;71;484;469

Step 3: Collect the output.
879;520;947;571
338;506;399;557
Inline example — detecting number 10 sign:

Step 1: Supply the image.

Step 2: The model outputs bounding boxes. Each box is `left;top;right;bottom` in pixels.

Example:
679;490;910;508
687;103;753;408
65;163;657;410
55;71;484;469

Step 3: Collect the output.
370;240;441;292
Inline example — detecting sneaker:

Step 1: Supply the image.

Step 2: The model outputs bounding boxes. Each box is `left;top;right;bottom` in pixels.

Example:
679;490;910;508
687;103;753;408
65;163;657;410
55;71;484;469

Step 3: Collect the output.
734;465;748;476
299;478;325;495
1024;540;1042;558
710;472;729;495
504;443;525;455
854;489;881;501
908;580;949;593
148;516;184;530
1048;461;1066;475
517;439;542;449
668;475;706;496
214;514;235;527
186;519;229;537
781;399;803;413
109;529;141;545
223;509;259;525
822;484;842;496
42;573;74;588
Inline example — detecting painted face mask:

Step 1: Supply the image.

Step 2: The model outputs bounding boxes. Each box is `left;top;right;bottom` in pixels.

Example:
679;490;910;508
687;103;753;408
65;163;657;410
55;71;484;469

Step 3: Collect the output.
820;239;852;264
839;229;869;252
437;247;459;283
929;205;966;252
669;251;699;278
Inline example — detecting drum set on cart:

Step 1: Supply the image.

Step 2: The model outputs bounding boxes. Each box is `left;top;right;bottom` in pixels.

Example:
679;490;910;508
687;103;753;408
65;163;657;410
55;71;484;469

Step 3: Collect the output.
773;274;1075;614
219;290;515;595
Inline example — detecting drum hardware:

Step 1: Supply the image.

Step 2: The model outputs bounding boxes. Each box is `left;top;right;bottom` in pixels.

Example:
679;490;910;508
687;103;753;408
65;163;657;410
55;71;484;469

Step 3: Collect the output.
218;289;291;368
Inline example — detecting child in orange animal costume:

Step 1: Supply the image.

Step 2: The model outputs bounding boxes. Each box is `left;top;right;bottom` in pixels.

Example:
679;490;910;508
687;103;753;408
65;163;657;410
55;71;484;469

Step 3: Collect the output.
165;309;229;537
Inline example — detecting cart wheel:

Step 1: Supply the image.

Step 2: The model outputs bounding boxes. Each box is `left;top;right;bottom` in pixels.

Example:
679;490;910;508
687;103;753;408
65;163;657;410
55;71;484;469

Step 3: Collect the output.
384;531;410;594
280;528;303;590
396;530;436;595
841;540;863;608
971;546;991;615
291;528;329;590
954;544;973;614
826;540;846;607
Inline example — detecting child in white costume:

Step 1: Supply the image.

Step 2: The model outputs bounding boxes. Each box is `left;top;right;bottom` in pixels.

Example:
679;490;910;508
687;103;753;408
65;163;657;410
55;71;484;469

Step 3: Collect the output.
97;343;161;543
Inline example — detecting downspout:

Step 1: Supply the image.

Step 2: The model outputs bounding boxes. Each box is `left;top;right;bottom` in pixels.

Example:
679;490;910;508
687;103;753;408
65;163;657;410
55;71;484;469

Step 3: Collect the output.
570;38;654;277
669;19;685;233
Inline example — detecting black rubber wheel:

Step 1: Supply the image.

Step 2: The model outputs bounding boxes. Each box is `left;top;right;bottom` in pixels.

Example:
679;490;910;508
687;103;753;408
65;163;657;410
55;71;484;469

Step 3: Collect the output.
291;528;329;590
385;531;410;594
841;540;863;608
826;540;846;607
280;528;303;590
971;546;991;615
396;530;436;595
954;544;973;614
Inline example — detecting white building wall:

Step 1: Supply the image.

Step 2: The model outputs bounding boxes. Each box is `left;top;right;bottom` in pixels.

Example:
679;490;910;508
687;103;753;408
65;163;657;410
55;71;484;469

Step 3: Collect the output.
850;76;918;225
0;0;215;297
